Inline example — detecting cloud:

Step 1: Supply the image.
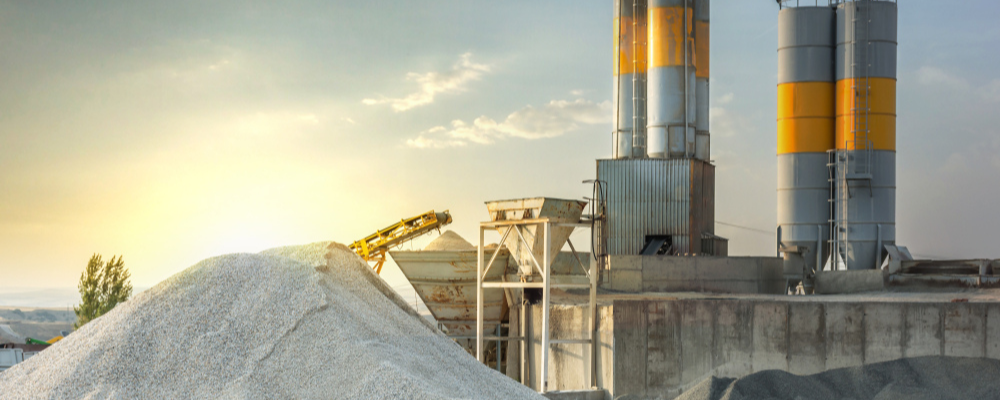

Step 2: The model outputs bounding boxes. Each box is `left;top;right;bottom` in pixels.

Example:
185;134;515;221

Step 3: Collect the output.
916;67;1000;103
916;66;970;91
980;80;1000;102
233;112;320;135
709;106;747;139
208;59;231;71
407;99;611;148
941;136;1000;174
717;92;735;105
363;53;490;112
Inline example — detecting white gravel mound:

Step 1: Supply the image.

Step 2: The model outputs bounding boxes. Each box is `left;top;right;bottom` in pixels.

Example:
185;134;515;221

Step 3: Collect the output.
423;230;475;251
0;242;543;400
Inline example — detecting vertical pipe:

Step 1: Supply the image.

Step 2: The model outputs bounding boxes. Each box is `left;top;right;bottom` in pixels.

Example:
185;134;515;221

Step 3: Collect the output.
613;0;647;158
506;304;520;380
476;226;485;362
875;223;882;268
589;251;598;387
694;0;710;160
816;225;823;272
776;226;782;257
520;297;526;386
683;1;689;158
496;324;502;372
540;222;551;393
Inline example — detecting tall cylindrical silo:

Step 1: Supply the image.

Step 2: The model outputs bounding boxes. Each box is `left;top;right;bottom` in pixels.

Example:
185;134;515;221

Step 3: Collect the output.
647;0;696;159
613;0;648;159
694;0;710;161
776;5;835;281
833;0;896;270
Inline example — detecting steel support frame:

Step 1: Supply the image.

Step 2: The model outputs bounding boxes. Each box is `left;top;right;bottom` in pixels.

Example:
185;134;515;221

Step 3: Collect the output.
476;218;598;393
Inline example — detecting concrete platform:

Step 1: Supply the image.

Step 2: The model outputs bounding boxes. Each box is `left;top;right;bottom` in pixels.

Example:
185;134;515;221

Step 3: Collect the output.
521;290;1000;399
542;389;605;400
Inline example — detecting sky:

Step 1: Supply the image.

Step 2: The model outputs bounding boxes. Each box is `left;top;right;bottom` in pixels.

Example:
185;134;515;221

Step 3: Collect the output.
1;0;999;301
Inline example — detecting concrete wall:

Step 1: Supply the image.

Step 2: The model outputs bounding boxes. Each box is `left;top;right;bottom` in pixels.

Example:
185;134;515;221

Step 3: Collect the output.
527;297;1000;399
604;255;784;294
522;304;612;393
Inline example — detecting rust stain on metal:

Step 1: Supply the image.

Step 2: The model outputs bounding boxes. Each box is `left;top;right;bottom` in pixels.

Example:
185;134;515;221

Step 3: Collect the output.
447;260;477;274
424;285;468;304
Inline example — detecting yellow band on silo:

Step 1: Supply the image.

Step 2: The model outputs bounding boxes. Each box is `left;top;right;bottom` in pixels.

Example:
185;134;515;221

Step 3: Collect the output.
835;78;896;151
836;78;896;116
695;21;709;78
777;82;834;120
649;7;694;68
777;82;835;154
615;17;649;75
836;114;896;151
778;118;835;154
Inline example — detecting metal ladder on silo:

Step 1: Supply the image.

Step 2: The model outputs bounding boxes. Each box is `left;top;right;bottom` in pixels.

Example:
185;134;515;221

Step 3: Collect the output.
831;0;874;270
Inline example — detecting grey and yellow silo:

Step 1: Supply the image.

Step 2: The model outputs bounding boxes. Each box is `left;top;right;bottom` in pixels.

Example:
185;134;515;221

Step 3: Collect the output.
600;0;719;258
832;0;897;270
613;0;648;159
647;0;696;159
776;5;835;281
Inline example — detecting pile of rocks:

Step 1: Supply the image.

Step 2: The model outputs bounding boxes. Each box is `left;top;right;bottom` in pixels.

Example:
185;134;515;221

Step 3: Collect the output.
0;242;542;399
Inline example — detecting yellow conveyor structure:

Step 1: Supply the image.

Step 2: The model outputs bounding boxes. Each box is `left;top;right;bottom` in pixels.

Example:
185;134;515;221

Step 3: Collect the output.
349;210;453;274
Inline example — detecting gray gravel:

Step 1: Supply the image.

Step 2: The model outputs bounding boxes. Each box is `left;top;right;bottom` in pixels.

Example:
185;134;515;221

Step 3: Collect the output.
0;242;543;400
676;356;1000;400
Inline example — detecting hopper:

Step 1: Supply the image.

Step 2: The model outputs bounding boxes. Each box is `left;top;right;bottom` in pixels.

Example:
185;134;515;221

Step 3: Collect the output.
485;197;588;275
389;249;513;336
390;249;590;338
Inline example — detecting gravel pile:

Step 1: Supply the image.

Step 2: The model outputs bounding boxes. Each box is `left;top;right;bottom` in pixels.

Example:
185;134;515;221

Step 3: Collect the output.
0;242;543;399
423;230;475;251
677;356;1000;400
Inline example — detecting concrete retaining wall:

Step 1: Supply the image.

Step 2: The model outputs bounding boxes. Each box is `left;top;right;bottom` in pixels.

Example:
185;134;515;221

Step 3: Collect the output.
526;297;1000;399
604;256;784;294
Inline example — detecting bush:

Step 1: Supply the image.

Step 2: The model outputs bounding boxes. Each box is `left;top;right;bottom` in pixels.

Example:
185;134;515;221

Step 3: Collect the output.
74;254;132;329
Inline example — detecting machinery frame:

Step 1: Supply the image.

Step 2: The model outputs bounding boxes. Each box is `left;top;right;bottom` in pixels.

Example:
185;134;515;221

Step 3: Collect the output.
476;217;598;393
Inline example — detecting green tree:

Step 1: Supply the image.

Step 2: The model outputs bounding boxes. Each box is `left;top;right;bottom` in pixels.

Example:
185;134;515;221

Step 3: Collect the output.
73;254;133;329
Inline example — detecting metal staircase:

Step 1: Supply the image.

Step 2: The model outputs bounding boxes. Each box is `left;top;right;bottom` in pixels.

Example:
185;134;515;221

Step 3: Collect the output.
830;0;873;270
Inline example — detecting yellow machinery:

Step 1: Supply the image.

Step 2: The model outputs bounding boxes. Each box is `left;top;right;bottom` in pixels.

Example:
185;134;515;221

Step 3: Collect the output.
350;210;453;274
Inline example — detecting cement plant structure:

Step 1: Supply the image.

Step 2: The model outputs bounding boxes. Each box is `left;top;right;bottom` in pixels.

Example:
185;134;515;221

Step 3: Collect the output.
389;1;1000;399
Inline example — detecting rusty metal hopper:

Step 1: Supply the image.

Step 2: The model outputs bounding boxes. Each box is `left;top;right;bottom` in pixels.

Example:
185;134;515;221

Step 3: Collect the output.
485;197;588;275
389;249;512;336
390;249;590;338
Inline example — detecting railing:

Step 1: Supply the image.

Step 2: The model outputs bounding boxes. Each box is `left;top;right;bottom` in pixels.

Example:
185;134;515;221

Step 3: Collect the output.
778;0;896;9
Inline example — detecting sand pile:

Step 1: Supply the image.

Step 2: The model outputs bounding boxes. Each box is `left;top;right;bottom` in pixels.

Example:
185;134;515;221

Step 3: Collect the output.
423;230;475;251
677;356;1000;400
0;242;542;400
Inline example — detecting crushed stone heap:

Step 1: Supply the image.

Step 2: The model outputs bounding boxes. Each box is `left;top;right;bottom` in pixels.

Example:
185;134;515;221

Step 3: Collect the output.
423;230;475;251
677;356;1000;400
0;242;543;400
